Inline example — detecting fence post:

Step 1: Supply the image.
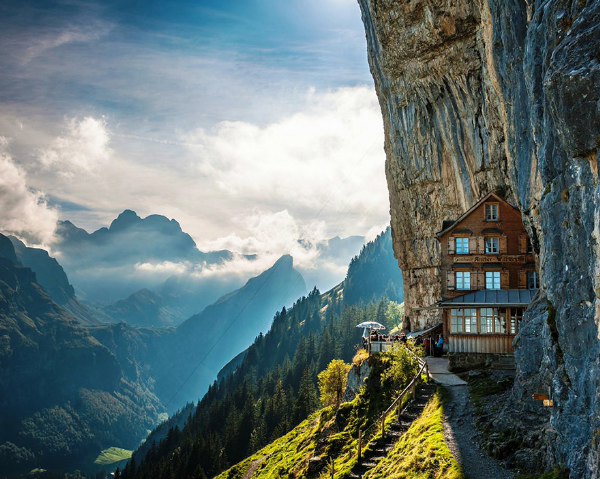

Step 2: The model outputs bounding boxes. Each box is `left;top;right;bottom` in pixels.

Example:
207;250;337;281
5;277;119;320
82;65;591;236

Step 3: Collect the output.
411;382;416;400
381;415;385;438
357;429;362;462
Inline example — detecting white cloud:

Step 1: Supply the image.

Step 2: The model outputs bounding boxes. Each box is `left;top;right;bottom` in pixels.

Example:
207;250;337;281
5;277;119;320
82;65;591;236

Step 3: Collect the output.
14;87;387;272
39;117;111;176
185;86;387;220
22;24;112;64
0;137;58;244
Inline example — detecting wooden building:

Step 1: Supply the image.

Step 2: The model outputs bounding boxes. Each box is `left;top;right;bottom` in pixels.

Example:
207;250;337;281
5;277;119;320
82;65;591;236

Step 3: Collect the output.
436;192;538;355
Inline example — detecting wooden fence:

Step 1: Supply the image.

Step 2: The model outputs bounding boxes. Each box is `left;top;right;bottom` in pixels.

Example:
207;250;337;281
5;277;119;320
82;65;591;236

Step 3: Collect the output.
356;350;428;461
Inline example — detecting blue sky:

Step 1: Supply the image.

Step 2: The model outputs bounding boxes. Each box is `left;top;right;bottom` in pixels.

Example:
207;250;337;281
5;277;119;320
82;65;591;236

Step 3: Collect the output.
0;0;388;278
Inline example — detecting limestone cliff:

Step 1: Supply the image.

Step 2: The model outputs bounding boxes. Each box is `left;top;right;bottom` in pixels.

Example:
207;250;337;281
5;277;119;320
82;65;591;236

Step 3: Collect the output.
357;0;599;477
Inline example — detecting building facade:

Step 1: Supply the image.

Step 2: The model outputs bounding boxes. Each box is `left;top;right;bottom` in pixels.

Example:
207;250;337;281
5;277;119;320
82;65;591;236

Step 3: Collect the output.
436;193;538;355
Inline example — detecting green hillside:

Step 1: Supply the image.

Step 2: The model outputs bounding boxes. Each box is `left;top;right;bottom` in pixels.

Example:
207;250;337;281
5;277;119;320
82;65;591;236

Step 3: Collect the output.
122;229;405;479
215;351;460;479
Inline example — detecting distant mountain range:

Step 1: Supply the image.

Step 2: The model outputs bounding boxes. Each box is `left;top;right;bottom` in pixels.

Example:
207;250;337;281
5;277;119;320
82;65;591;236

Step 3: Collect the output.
0;235;162;475
0;233;307;476
125;228;404;479
50;210;364;328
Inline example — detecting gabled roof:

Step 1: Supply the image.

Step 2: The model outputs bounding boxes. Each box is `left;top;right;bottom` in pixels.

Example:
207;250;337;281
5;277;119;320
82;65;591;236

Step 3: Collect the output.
439;289;537;307
436;192;520;238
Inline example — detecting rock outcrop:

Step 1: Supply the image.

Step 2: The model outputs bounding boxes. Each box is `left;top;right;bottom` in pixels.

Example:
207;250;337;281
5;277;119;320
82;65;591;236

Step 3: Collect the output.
357;0;599;476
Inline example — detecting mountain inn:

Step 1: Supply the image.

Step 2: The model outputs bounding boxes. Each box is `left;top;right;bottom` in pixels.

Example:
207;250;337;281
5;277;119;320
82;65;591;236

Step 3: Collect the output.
436;192;538;359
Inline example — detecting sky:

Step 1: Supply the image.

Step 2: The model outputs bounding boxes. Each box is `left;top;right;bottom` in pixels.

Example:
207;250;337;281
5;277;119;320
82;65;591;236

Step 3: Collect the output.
0;0;389;268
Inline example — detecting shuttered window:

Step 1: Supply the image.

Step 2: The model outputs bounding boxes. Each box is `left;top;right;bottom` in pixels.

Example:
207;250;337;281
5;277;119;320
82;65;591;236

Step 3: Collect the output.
485;237;499;254
485;271;501;290
455;237;469;254
456;271;471;290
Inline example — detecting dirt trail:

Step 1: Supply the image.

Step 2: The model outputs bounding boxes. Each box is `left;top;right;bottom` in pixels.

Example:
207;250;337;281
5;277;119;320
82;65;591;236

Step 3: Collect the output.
443;385;514;479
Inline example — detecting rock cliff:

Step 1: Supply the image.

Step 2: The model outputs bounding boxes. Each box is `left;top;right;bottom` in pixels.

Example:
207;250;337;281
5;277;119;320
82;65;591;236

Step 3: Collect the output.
357;0;599;476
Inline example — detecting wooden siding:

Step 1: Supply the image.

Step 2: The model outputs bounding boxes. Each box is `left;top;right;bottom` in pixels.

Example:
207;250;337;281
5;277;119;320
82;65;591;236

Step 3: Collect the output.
439;195;538;299
448;334;515;354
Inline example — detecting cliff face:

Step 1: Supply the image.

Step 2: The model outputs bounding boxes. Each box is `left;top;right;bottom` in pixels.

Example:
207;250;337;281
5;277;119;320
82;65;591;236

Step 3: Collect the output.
357;0;600;477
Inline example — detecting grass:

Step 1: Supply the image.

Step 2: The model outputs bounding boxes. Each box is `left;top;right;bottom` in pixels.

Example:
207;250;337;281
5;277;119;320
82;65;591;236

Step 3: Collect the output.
94;447;133;465
216;376;460;479
361;392;463;479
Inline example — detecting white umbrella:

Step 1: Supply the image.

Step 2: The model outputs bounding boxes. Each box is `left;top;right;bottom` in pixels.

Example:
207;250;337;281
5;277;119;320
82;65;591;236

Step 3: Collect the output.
357;321;386;354
356;321;386;331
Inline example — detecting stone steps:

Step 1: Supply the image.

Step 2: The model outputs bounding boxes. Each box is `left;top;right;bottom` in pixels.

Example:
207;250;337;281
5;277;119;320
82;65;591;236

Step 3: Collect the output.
346;384;436;478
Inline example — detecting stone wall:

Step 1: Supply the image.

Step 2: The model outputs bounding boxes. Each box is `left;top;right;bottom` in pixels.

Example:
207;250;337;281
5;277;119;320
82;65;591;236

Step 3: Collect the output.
357;0;600;477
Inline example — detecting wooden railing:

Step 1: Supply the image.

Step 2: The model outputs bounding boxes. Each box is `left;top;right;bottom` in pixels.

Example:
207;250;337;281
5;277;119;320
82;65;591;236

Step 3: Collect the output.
356;350;428;461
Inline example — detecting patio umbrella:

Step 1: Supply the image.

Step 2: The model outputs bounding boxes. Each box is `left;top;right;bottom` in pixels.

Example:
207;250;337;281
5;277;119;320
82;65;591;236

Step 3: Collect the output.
356;321;386;353
356;321;386;331
356;321;386;337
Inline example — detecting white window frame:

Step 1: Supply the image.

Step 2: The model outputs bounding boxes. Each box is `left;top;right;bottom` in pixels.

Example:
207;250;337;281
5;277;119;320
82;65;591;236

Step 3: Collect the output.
480;307;498;334
485;271;501;290
527;271;539;289
456;271;471;290
485;237;499;254
485;203;499;221
464;308;477;333
450;309;463;333
455;237;469;255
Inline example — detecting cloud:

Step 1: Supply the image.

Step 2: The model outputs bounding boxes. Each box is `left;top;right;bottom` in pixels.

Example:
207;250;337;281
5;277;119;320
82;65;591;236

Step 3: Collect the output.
22;24;112;64
186;86;387;221
8;86;387;292
38;117;112;176
0;137;58;244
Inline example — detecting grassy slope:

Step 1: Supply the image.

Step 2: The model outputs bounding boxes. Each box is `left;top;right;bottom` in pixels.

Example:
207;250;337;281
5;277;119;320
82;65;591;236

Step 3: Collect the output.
94;447;133;465
217;390;462;479
363;392;462;479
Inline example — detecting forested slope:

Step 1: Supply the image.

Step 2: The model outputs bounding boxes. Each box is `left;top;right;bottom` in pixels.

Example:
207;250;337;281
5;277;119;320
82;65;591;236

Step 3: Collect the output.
121;228;404;479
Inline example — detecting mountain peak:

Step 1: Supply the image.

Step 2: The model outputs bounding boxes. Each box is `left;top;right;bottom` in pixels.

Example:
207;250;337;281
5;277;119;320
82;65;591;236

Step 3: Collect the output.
109;209;142;231
0;233;18;264
273;254;293;269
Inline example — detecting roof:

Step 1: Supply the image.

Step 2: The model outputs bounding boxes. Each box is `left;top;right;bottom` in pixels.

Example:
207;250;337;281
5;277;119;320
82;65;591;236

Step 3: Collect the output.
436;192;520;238
439;289;538;307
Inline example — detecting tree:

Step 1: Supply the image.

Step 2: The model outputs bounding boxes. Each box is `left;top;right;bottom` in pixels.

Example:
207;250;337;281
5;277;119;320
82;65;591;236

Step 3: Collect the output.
317;359;351;409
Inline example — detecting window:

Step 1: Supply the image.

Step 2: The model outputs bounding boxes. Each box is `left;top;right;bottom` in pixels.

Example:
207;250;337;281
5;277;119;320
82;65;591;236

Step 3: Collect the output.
485;271;501;290
527;271;539;289
450;308;477;333
496;310;506;334
464;308;478;333
450;309;463;333
510;308;523;334
485;237;499;254
455;237;469;255
485;203;499;221
456;271;471;290
480;308;498;334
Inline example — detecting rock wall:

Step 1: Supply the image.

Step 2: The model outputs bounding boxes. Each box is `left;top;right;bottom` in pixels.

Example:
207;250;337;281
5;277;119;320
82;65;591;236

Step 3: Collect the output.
357;0;600;477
